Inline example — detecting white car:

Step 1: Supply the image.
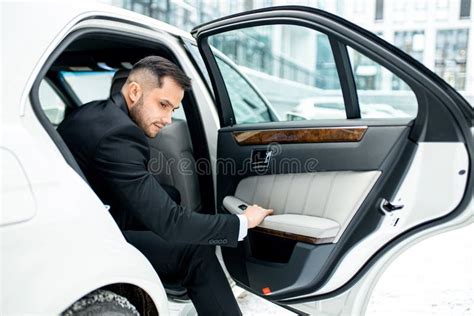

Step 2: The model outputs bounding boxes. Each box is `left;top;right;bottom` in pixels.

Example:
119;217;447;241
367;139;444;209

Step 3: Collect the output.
1;2;473;316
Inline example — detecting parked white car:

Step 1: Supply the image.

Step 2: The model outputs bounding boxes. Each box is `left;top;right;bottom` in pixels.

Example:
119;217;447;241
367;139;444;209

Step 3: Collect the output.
1;2;472;315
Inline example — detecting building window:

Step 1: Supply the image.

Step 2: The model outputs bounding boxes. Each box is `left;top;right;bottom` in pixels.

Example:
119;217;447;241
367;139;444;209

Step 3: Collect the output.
460;0;471;18
436;0;449;20
435;29;469;90
375;0;384;20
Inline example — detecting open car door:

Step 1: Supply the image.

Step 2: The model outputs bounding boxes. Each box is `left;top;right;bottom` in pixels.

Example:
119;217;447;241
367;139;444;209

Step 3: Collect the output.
191;6;473;315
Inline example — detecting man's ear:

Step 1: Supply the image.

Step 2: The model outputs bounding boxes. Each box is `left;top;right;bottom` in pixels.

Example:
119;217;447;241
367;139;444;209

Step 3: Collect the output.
127;82;142;104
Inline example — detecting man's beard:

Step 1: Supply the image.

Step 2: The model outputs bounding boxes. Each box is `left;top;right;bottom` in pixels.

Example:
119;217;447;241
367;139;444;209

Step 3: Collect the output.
129;95;150;136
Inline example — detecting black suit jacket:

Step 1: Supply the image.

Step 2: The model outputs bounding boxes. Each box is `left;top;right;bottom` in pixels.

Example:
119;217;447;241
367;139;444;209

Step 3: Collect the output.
58;93;239;247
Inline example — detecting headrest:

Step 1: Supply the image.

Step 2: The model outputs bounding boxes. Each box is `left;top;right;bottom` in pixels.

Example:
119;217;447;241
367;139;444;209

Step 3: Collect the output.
110;69;130;96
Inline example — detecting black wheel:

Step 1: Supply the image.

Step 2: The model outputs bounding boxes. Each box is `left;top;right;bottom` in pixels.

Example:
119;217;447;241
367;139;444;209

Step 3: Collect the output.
62;289;139;316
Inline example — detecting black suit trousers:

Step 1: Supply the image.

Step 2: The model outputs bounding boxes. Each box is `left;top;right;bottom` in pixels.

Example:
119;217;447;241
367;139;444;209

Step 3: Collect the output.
123;230;242;315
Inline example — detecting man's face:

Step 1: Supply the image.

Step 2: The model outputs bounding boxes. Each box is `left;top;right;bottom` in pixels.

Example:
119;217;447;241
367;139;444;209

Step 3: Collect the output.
129;76;184;138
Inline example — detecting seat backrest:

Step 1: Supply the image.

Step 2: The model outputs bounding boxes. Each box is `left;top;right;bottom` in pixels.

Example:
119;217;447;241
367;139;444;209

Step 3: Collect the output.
110;69;201;211
109;69;130;96
149;120;201;211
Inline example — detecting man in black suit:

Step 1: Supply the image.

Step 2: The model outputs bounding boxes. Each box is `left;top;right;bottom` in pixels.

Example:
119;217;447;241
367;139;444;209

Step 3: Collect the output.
58;56;272;315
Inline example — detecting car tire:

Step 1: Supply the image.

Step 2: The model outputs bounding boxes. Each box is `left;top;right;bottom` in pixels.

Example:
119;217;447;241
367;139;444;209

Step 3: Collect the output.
62;289;139;316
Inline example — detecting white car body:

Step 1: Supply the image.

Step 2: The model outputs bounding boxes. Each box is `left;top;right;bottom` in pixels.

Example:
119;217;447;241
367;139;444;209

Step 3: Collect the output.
1;2;195;315
1;1;472;316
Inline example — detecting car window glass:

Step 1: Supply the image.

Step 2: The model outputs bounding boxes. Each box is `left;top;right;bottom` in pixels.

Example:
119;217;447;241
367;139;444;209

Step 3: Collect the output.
208;24;345;124
347;46;418;118
61;71;115;104
186;42;271;123
215;55;272;124
184;42;213;90
38;80;66;125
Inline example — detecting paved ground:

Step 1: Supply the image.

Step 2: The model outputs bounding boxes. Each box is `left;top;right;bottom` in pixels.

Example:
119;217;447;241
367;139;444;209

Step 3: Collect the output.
169;223;473;315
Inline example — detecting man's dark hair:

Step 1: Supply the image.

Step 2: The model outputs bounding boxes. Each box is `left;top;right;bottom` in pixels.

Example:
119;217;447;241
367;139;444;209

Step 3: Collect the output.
129;56;192;91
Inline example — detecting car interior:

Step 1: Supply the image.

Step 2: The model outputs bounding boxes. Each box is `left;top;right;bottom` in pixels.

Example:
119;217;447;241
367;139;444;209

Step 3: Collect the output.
33;31;215;299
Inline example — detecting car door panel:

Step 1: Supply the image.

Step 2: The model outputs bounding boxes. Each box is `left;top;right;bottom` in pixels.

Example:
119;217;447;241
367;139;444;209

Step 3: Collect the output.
218;127;468;302
216;121;416;300
225;169;381;242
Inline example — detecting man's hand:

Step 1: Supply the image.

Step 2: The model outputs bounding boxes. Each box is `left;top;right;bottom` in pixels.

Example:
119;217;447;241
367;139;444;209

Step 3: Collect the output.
243;204;274;228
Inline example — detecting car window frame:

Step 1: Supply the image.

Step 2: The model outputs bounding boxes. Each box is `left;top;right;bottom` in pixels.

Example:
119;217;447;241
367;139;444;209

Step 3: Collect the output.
197;22;425;126
193;16;429;128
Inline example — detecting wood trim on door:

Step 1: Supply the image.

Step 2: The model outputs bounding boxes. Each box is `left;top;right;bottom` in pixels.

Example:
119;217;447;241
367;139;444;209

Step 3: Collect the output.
233;126;368;145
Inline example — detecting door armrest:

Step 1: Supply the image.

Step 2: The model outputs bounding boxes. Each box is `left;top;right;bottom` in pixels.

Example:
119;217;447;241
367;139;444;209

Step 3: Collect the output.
223;196;339;244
